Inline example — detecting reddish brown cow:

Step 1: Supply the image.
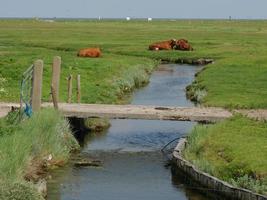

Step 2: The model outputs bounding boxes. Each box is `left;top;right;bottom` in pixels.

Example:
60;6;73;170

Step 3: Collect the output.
148;39;177;51
173;39;193;51
77;48;102;58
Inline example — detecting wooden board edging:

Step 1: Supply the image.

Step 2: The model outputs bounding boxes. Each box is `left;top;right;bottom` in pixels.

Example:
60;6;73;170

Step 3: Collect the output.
172;138;267;200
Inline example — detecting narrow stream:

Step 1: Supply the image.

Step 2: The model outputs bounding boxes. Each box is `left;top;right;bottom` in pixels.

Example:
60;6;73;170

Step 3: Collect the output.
47;64;212;200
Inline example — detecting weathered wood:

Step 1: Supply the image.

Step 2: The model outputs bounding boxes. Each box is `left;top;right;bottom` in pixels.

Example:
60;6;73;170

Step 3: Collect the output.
31;60;43;112
67;75;73;103
172;139;267;200
19;96;23;116
43;103;233;122
51;85;59;110
74;159;102;167
76;75;81;103
0;107;11;118
51;56;61;101
1;102;267;122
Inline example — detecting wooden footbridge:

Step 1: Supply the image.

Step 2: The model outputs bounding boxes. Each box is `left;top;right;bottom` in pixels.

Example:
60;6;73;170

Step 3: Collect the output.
1;102;267;122
48;103;232;122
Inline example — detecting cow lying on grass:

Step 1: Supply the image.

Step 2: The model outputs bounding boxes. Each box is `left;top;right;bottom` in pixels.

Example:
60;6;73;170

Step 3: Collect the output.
77;48;102;58
149;39;193;51
173;39;193;51
148;39;177;51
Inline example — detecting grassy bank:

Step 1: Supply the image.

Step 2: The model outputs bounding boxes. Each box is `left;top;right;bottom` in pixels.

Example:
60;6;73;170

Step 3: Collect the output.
0;109;79;199
184;116;267;195
1;19;267;108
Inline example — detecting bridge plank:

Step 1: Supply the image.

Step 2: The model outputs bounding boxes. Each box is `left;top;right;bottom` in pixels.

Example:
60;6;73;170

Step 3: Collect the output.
1;103;267;122
44;103;232;122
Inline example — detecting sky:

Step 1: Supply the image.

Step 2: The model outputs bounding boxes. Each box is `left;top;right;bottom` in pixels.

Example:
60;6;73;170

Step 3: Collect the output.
0;0;267;19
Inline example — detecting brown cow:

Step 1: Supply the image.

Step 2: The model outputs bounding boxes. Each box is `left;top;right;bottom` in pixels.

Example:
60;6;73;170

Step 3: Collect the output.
173;39;193;51
148;39;177;51
77;48;102;58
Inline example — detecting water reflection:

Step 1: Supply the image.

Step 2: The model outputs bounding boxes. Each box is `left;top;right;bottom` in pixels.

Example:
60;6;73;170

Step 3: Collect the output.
132;64;201;106
48;152;211;200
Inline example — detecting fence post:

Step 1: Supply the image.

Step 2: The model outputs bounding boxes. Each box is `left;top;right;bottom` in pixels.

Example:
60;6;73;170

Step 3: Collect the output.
51;84;59;110
51;56;61;102
67;75;73;103
77;74;81;103
31;59;43;112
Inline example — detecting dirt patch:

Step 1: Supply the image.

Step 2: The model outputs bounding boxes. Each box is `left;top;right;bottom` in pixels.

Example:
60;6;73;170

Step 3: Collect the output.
23;156;66;198
235;109;267;121
24;156;66;182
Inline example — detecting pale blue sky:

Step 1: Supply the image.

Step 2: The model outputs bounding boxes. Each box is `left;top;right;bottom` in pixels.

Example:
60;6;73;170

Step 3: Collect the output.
1;0;267;19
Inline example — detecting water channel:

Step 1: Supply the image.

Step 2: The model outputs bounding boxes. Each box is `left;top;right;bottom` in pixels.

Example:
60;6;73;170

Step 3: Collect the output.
47;64;213;200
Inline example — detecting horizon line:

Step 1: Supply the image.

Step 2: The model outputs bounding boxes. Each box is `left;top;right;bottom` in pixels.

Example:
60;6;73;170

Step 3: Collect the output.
0;17;267;21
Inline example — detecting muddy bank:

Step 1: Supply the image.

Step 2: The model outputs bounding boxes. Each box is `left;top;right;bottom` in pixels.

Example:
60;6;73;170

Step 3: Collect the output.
160;58;214;65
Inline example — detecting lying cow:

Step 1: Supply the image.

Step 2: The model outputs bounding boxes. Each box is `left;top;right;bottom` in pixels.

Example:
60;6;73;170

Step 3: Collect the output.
173;39;193;51
148;39;177;51
77;48;102;58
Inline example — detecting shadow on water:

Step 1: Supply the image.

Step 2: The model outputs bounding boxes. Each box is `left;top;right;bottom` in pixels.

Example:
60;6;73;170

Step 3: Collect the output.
47;64;218;200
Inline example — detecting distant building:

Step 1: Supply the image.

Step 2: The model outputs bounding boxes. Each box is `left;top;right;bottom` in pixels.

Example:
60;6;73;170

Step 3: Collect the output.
43;19;55;23
126;17;131;21
38;18;55;23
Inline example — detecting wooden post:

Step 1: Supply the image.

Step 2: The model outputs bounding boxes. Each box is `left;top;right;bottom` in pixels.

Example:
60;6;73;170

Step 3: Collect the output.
51;56;61;102
77;74;81;103
51;84;59;110
31;60;43;112
67;75;73;103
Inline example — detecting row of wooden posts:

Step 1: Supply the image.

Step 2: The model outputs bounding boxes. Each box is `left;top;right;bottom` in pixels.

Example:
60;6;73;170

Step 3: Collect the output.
31;56;81;112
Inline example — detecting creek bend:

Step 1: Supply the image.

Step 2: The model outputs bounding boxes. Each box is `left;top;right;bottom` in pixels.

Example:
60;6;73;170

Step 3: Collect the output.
47;64;213;200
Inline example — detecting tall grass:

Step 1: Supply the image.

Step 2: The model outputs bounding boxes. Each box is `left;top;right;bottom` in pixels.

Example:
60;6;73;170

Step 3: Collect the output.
0;181;43;200
0;109;79;199
113;64;156;101
183;125;215;175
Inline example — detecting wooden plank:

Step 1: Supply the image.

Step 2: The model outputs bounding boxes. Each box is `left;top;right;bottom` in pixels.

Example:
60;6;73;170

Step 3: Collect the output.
67;75;73;103
51;84;59;110
1;102;267;122
0;107;11;118
42;103;233;122
0;103;21;118
51;56;61;101
31;60;43;112
76;75;81;103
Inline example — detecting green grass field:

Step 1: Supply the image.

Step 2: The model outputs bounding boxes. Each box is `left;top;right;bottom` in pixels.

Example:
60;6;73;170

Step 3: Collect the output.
1;19;267;108
1;19;267;196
